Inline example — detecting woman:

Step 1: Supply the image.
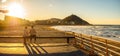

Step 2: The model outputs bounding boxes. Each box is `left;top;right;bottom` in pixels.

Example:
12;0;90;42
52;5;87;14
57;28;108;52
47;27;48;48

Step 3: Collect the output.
29;26;36;43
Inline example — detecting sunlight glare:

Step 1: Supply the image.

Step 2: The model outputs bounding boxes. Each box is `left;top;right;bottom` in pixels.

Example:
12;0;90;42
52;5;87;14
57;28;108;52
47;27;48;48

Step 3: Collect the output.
7;2;25;18
1;0;7;3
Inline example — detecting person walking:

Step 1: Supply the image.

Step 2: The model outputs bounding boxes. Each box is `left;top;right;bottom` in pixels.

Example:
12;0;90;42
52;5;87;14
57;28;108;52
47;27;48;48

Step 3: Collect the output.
23;26;29;44
30;26;37;43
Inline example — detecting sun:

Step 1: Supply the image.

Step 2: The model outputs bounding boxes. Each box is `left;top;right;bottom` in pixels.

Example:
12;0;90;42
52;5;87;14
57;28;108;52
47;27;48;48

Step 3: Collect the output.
7;2;25;18
1;0;7;3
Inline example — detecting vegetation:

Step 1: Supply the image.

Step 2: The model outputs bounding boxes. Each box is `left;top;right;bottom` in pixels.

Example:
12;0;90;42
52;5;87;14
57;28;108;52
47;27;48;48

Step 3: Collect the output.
1;15;30;26
0;14;90;27
35;14;90;25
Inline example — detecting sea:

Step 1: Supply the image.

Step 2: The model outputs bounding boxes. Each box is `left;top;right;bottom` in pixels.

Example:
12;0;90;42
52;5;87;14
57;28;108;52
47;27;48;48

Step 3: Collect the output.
51;25;120;42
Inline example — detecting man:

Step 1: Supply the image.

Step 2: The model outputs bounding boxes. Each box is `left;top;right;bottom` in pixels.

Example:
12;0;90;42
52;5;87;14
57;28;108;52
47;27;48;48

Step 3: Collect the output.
23;26;29;44
30;26;37;43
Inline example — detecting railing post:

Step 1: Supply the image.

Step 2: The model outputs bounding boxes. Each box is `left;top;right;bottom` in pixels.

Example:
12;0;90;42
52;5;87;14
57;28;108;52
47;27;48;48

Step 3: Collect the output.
64;31;67;37
67;37;69;43
64;31;69;44
80;34;84;48
72;32;77;45
105;39;109;56
89;36;94;55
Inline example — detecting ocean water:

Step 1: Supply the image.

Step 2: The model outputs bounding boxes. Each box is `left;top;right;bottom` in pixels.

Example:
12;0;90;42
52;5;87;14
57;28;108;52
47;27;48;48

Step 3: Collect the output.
51;25;120;41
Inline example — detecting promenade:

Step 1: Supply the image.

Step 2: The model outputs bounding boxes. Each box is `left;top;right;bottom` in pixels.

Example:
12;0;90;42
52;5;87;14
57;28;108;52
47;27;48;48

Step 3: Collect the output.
0;43;87;56
0;25;87;56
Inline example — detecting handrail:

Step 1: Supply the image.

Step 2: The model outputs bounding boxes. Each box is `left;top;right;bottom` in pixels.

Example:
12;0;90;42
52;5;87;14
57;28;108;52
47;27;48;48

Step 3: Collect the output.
65;31;120;56
0;36;74;43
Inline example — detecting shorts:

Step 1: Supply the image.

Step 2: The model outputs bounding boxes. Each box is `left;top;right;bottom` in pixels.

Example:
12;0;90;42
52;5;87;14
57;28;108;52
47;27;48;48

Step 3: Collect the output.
30;35;36;37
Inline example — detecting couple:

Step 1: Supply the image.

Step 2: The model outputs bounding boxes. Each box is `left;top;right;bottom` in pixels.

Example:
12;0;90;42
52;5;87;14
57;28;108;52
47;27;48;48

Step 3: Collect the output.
23;26;37;44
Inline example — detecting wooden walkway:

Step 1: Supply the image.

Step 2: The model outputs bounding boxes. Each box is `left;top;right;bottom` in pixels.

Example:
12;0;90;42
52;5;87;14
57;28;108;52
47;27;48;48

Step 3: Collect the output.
0;43;87;56
1;26;120;56
0;30;87;56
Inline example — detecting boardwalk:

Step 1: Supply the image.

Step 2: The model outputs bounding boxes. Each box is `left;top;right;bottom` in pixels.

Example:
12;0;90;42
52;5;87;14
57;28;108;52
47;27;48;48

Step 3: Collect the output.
0;43;87;56
0;25;87;56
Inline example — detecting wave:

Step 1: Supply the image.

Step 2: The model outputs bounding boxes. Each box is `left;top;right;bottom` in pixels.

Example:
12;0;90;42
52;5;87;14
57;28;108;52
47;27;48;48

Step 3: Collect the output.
52;25;120;41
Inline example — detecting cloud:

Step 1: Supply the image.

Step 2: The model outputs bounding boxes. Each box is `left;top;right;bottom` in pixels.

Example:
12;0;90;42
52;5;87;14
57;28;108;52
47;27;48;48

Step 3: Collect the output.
1;0;7;3
20;0;23;3
49;4;53;7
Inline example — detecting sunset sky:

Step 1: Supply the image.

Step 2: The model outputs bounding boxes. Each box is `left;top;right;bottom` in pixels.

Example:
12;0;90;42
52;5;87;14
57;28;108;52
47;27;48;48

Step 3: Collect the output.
0;0;120;25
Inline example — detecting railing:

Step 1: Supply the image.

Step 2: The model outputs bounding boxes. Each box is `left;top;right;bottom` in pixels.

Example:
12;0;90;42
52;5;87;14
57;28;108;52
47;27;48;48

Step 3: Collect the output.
65;31;120;56
0;36;74;43
0;31;120;56
0;31;74;43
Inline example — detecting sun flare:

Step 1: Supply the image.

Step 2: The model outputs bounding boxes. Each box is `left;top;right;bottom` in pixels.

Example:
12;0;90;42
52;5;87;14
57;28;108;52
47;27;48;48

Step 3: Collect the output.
1;0;7;3
7;2;25;18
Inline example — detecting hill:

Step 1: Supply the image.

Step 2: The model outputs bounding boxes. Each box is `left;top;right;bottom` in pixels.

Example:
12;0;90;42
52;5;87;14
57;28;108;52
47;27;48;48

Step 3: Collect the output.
35;14;90;25
35;18;61;25
61;14;90;25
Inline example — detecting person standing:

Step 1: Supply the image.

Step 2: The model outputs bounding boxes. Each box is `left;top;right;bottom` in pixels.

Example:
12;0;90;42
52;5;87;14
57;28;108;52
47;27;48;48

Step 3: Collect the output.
30;26;37;43
23;26;29;44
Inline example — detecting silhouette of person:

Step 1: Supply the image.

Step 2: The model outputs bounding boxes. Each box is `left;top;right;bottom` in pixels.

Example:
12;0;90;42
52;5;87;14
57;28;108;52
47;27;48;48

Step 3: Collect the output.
23;26;29;44
30;26;37;43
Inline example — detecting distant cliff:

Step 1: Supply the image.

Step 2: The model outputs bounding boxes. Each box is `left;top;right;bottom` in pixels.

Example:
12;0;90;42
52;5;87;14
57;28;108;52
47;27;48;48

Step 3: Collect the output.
35;14;90;25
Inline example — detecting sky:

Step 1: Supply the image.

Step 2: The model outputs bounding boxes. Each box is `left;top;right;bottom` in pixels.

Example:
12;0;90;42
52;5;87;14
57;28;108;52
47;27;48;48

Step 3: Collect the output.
0;0;120;25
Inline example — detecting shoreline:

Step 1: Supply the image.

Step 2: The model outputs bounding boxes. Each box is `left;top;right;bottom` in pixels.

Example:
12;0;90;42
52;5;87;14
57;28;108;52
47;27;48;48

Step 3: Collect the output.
51;25;120;42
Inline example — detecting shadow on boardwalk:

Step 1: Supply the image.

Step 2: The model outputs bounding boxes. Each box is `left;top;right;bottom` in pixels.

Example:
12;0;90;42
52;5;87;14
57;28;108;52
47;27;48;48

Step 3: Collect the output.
0;43;87;56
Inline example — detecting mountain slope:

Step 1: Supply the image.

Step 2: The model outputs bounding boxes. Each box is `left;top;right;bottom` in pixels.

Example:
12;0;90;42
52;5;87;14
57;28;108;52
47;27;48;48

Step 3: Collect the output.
61;14;90;25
